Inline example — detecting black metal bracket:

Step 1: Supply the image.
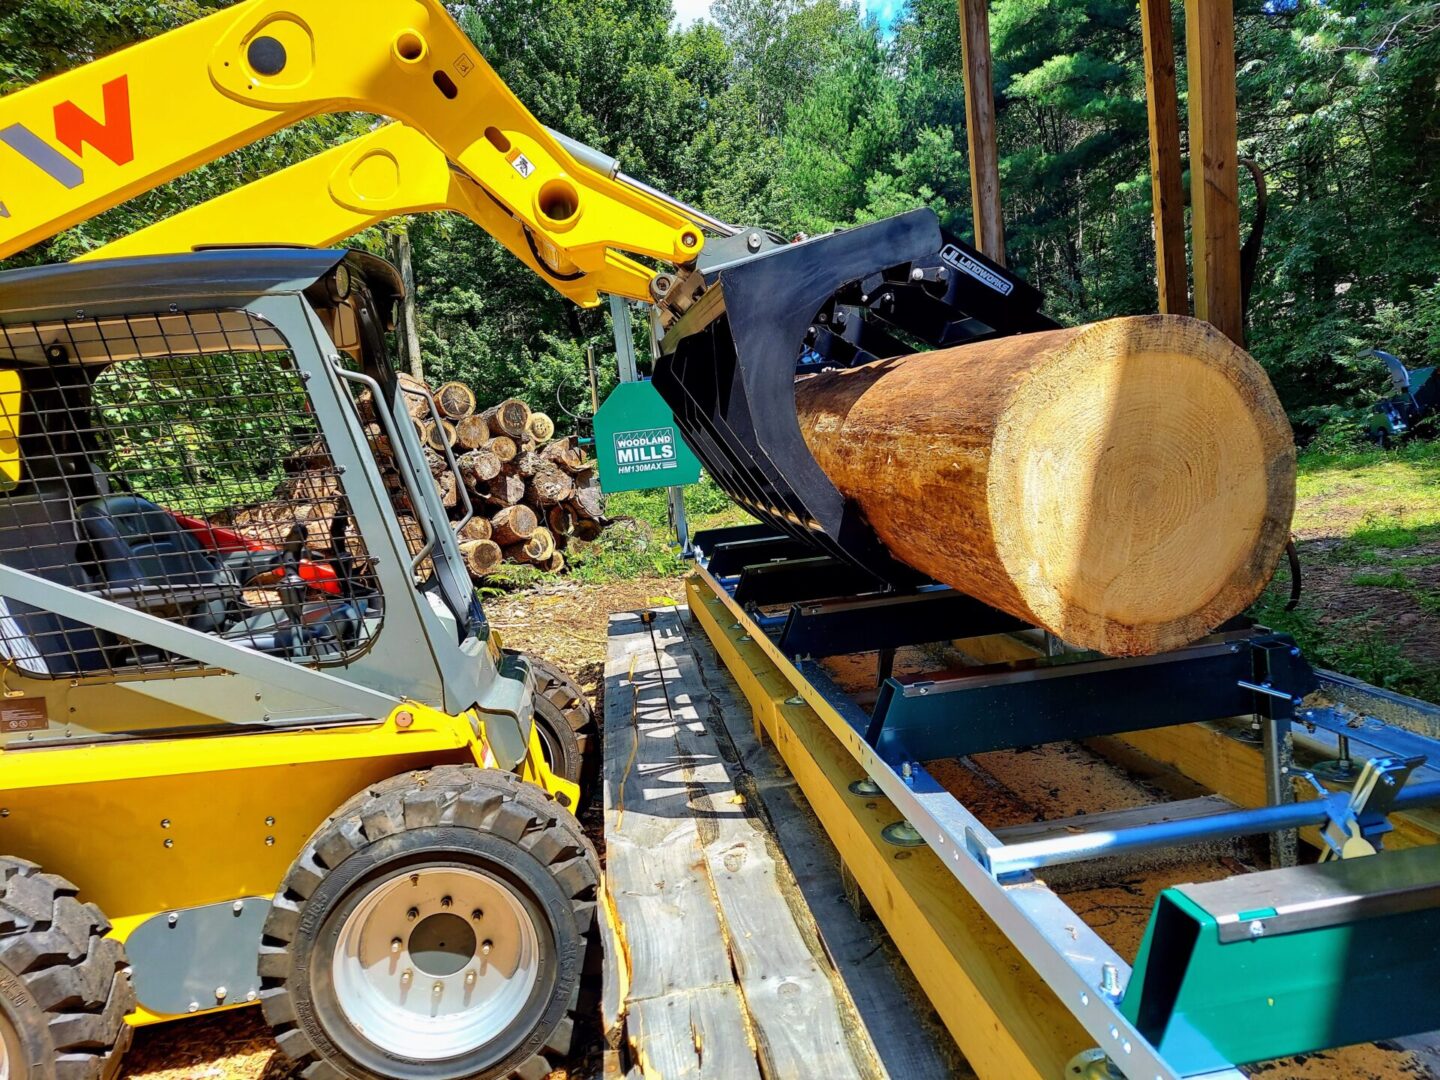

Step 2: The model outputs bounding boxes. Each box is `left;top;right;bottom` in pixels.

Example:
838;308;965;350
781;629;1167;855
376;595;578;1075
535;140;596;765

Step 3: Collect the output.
864;633;1318;762
654;209;1055;589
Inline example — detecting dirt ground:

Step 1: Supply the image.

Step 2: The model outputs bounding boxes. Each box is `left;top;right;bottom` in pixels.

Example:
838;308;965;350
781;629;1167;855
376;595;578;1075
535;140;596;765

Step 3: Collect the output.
123;576;685;1080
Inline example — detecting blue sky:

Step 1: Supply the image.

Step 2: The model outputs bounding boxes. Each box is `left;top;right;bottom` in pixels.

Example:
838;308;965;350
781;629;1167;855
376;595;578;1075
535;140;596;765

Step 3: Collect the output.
673;0;902;34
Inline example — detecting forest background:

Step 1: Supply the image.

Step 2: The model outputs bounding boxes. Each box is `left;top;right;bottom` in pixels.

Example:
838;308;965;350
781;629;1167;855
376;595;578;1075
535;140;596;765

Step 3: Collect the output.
3;0;1438;445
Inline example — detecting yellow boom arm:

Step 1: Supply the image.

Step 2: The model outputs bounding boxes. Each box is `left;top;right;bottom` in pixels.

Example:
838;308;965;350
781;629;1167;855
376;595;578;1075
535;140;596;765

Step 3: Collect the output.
0;0;700;291
82;123;658;305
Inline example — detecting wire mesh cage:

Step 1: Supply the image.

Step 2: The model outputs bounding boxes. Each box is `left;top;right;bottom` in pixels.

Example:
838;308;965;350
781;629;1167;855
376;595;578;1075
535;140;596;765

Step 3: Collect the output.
0;309;384;679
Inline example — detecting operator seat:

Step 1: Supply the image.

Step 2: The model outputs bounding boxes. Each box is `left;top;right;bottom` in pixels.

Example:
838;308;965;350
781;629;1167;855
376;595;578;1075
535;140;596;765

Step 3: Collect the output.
76;494;238;632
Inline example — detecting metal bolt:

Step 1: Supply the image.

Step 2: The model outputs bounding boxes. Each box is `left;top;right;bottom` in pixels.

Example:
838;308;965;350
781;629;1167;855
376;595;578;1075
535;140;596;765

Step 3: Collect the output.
265;816;276;827
785;695;804;706
432;982;443;996
163;838;174;849
215;986;227;1000
401;969;412;986
481;940;493;956
1249;919;1265;938
411;873;421;886
233;900;245;914
264;836;275;846
188;1002;199;1014
407;907;419;922
160;819;171;829
471;909;484;921
1100;964;1123;998
465;970;476;987
246;990;258;1002
441;895;453;908
0;809;8;818
746;232;762;252
391;937;403;954
167;913;179;927
1290;646;1302;657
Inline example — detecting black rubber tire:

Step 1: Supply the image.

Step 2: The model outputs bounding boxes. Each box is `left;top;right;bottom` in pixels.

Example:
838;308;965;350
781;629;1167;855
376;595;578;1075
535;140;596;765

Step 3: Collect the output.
260;765;599;1080
0;858;133;1080
511;652;597;808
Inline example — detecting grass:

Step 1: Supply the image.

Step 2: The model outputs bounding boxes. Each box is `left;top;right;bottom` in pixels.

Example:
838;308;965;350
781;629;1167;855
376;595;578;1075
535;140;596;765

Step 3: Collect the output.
1292;439;1440;538
1250;438;1440;702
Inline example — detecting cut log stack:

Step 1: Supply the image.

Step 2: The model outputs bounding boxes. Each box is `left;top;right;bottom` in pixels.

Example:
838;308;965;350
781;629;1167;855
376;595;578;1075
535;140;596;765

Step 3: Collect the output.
332;378;606;582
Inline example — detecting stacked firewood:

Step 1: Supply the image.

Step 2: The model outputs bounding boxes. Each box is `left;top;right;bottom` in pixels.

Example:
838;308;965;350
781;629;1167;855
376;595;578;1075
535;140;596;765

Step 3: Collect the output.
378;375;606;578
231;373;607;582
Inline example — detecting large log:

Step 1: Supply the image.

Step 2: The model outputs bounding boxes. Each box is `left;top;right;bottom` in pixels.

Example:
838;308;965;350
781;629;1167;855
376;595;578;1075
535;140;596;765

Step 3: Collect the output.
794;315;1295;656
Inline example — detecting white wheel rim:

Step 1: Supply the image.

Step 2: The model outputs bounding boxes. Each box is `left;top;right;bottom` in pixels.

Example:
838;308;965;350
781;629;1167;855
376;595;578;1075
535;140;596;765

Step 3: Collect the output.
0;1008;15;1080
331;866;541;1061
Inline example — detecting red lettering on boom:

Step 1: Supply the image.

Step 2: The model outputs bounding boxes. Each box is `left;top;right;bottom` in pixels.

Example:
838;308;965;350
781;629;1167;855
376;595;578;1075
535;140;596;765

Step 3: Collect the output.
52;76;134;167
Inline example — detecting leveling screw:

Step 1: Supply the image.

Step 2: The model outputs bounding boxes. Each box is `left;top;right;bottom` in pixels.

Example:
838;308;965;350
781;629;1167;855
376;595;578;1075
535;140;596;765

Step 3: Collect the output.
1100;964;1123;998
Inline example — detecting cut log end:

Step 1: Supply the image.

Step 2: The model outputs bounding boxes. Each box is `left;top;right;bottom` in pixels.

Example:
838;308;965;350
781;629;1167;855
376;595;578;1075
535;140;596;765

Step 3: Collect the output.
798;315;1295;656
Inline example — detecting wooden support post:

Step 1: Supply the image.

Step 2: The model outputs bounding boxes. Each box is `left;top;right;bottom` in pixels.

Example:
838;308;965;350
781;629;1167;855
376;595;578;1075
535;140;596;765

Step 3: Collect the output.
1140;0;1188;315
1185;0;1243;345
385;228;425;382
958;0;1006;266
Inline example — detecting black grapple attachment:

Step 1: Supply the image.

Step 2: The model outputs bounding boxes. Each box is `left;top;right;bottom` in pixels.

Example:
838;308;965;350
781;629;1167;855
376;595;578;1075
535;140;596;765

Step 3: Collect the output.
650;207;1057;591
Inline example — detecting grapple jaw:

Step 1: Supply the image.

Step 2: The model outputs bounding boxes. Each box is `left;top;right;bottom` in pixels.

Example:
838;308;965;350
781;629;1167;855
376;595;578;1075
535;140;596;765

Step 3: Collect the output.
651;207;1057;589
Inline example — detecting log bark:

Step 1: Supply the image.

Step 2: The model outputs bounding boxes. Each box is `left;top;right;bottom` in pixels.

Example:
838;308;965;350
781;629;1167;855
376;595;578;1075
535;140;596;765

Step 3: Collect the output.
460;539;503;576
458;449;501;488
793;315;1295;656
491;505;538;546
458;517;492;543
483;399;532;439
529;465;574;505
422;419;456;454
485;436;518;464
487;473;526;507
455;414;491;450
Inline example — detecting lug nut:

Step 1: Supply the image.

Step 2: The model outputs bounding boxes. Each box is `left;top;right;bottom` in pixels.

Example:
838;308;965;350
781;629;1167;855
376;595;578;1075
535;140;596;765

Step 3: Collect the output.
441;895;453;909
465;971;476;987
432;982;443;996
401;969;412;986
471;908;484;921
481;940;493;956
407;907;419;922
390;937;403;954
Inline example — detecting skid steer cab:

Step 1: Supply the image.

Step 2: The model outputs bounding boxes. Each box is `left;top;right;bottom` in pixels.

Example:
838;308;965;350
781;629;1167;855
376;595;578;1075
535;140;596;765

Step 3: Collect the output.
0;248;598;1080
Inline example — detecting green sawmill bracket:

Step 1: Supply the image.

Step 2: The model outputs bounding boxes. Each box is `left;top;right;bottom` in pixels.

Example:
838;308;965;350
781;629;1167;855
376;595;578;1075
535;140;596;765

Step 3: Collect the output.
1121;843;1440;1073
593;380;702;493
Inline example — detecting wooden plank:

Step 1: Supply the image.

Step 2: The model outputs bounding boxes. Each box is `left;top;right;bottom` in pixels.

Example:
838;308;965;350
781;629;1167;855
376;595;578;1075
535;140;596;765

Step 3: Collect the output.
627;986;759;1080
605;609;882;1080
604;612;758;1075
958;0;1006;266
1139;0;1188;315
689;577;1089;1080
686;613;965;1080
1185;0;1243;345
652;610;872;1080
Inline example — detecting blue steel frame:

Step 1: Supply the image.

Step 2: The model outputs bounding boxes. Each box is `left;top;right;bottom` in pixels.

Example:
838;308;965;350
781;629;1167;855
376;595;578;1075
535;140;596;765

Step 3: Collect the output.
692;523;1440;1080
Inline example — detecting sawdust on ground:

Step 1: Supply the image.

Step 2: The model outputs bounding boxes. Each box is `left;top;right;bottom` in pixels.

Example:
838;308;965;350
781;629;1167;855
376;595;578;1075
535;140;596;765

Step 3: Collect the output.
124;577;685;1079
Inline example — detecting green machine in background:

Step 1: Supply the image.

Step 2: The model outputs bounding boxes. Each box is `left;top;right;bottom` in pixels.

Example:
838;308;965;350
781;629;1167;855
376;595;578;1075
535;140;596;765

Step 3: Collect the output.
592;379;702;494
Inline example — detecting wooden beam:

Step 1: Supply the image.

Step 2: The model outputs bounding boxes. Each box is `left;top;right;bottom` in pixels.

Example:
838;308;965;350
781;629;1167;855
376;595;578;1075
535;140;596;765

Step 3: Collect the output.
958;0;1006;266
1139;0;1188;315
1184;0;1243;345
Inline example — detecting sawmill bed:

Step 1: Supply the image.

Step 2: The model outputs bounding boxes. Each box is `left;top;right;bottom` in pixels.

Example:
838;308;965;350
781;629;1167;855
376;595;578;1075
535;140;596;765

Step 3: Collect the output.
628;530;1440;1080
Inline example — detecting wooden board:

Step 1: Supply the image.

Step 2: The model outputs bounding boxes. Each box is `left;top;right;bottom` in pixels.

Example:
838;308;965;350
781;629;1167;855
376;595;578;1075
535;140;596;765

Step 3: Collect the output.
1140;0;1188;315
604;609;882;1079
958;0;1005;266
1186;0;1243;345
